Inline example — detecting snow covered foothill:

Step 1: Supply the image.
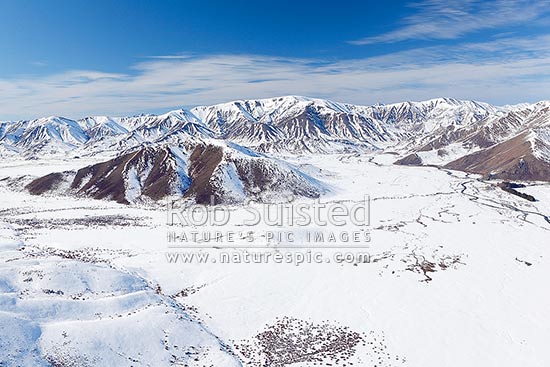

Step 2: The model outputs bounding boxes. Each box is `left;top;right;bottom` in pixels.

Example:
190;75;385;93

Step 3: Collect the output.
0;222;241;366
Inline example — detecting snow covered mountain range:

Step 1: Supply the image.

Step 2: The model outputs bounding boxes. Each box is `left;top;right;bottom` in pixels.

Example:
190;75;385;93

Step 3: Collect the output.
2;98;550;367
2;96;549;203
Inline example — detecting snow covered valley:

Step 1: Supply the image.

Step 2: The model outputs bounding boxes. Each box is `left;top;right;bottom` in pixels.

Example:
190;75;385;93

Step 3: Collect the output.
1;152;549;366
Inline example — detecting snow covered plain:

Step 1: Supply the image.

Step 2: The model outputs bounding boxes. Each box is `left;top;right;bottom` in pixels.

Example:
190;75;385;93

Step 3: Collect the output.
1;152;549;366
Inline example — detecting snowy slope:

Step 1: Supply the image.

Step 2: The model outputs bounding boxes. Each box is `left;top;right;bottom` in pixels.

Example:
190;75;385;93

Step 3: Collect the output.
25;141;328;204
0;223;241;366
398;101;550;177
190;96;500;153
0;96;513;158
1;96;550;180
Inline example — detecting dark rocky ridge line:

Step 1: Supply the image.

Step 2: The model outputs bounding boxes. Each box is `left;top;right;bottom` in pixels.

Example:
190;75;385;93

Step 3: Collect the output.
397;131;550;182
443;133;550;182
497;182;536;202
27;146;183;204
25;143;326;205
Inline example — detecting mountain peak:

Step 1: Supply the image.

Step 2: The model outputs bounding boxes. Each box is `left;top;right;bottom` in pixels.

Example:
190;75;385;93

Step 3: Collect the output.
0;96;548;161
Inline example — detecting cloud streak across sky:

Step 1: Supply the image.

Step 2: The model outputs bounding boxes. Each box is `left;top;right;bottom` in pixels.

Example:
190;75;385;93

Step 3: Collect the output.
349;0;550;45
1;42;549;120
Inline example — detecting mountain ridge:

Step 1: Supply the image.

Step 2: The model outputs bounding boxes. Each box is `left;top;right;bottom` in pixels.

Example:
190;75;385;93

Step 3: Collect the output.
5;95;550;206
2;95;534;158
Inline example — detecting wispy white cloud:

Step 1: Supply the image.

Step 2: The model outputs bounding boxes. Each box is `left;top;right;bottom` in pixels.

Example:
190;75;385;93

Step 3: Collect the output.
350;0;550;45
1;35;549;120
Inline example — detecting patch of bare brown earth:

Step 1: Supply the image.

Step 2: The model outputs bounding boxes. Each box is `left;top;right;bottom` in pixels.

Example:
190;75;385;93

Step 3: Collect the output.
394;153;422;166
73;146;180;203
183;144;224;204
26;172;65;195
444;132;550;181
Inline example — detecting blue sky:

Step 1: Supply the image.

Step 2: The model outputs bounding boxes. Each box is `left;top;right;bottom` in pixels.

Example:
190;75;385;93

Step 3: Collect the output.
0;0;549;119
